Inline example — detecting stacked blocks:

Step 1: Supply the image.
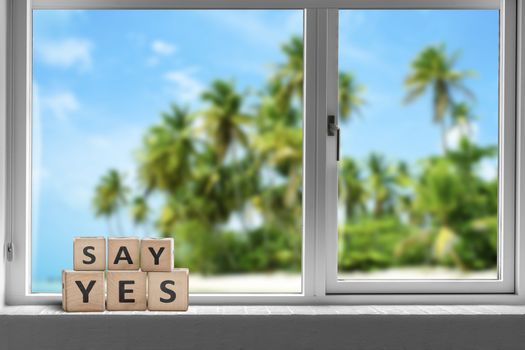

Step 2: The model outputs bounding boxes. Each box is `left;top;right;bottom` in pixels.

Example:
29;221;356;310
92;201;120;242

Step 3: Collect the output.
62;237;189;312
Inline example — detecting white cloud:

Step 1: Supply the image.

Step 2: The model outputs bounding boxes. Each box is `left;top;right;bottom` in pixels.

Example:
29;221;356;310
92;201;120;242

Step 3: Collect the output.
36;38;93;70
42;91;80;121
147;39;177;67
32;83;80;124
164;70;204;104
152;40;176;56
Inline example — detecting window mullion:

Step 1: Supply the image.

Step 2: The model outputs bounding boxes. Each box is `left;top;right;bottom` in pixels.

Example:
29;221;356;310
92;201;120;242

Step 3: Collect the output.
303;8;318;297
324;9;339;295
308;8;337;298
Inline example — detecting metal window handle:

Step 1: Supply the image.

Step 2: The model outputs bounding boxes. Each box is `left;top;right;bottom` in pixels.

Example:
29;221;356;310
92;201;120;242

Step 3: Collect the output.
336;127;340;161
328;115;337;136
7;242;13;261
328;115;340;161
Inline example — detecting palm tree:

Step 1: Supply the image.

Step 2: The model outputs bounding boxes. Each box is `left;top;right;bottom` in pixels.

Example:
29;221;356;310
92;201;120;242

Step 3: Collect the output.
254;124;302;207
450;102;477;138
93;169;129;234
201;79;250;163
393;161;414;222
266;37;366;210
272;36;304;115
339;157;366;220
273;36;365;125
201;79;258;230
366;153;395;218
404;44;474;151
338;72;365;123
130;196;149;232
446;137;497;180
138;104;195;194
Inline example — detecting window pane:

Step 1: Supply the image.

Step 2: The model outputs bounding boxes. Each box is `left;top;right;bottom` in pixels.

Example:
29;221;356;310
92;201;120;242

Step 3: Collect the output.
32;10;303;293
337;10;499;280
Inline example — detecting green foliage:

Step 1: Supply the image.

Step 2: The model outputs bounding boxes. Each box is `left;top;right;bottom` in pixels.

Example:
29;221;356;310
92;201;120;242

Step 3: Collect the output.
455;216;498;270
137;105;195;194
366;153;396;218
339;71;366;122
337;136;498;272
92;36;497;276
130;196;149;226
92;169;129;235
339;217;416;271
172;221;301;275
339;157;366;220
201;80;250;162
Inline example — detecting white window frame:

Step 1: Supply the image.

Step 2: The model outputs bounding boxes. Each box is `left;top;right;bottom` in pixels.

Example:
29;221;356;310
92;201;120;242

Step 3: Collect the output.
3;0;525;305
326;2;517;294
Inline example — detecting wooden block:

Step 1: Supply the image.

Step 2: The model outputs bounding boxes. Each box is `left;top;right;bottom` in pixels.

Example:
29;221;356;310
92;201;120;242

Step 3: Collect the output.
106;271;147;311
140;238;174;272
62;270;105;312
147;269;189;311
107;237;140;270
73;236;106;271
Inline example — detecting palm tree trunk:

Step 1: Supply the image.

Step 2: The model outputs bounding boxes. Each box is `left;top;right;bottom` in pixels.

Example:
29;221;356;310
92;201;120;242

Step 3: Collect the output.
441;121;448;153
374;197;384;218
345;199;354;222
285;169;300;208
233;142;248;231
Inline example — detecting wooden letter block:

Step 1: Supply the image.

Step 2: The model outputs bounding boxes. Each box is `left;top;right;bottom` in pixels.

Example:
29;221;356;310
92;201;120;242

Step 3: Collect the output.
62;270;105;312
108;237;140;270
140;238;174;272
73;237;106;271
106;271;147;311
147;269;189;311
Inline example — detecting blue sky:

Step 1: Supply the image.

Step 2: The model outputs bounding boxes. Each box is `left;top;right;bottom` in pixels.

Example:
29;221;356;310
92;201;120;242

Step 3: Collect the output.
31;9;499;291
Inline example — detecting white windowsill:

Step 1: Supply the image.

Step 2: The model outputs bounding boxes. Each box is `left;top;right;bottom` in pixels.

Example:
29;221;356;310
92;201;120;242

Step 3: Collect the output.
2;304;525;316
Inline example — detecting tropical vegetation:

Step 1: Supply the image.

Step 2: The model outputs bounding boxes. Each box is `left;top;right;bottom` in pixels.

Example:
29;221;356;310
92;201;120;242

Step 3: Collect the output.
92;37;498;275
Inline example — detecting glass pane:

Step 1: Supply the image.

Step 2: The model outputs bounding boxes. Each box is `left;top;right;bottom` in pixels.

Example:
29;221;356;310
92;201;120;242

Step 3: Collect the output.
337;10;499;280
32;10;303;293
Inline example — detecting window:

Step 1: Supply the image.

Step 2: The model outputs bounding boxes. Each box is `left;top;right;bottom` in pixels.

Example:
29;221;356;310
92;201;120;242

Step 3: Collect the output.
31;9;303;294
4;0;523;305
338;11;501;283
326;8;515;294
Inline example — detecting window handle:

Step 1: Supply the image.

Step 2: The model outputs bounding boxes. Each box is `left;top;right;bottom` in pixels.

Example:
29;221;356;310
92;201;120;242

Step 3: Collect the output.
328;115;337;136
336;127;340;161
328;115;340;161
7;242;13;261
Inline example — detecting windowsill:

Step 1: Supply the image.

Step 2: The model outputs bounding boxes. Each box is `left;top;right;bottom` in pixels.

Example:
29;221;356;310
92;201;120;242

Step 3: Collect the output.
3;304;525;349
2;304;525;316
